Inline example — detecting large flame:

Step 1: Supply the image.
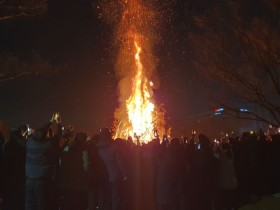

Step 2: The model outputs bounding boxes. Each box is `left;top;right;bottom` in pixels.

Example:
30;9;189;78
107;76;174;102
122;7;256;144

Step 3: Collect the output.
112;0;167;143
125;40;155;143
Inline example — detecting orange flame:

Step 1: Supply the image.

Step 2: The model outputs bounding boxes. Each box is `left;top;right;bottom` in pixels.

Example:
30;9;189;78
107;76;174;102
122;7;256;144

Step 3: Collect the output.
113;0;167;143
125;40;155;143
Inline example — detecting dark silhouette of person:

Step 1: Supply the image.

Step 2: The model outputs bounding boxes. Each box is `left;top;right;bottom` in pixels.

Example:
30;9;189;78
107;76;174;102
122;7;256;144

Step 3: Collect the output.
59;132;89;210
235;132;259;199
155;138;185;210
25;116;62;210
1;125;28;210
271;134;280;195
190;134;218;210
217;143;238;210
87;134;109;210
97;128;127;210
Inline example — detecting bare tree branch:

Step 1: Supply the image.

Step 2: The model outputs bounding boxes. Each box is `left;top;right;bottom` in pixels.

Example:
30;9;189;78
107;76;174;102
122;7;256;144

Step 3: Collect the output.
0;0;47;22
189;0;280;126
0;53;64;82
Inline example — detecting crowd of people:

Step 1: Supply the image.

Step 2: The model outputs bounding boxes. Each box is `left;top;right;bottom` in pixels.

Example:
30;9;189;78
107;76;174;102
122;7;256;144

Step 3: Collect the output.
0;113;280;210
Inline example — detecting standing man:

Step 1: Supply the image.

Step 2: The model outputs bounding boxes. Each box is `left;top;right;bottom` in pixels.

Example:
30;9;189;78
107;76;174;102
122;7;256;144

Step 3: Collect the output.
25;113;62;210
97;128;127;210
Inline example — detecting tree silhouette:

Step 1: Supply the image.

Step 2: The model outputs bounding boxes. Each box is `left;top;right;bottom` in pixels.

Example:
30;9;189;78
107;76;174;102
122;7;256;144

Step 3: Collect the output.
189;0;280;126
0;0;47;21
0;53;64;82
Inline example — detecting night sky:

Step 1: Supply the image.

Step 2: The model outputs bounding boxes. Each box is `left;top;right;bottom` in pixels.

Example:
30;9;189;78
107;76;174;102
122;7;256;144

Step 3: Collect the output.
0;0;247;136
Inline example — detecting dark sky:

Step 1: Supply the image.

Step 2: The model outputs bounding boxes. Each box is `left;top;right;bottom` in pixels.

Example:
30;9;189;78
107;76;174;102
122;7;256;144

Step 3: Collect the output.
0;0;214;135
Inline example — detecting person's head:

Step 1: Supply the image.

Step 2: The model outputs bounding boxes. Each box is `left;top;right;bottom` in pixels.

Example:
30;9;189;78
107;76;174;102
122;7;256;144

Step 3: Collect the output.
73;132;87;148
221;142;230;150
221;142;233;159
46;121;59;139
198;133;211;151
33;121;58;141
62;125;75;143
127;136;133;144
115;137;123;145
161;135;169;146
100;128;111;139
98;128;113;147
91;134;100;145
171;137;180;147
152;138;160;146
241;131;256;142
10;124;29;139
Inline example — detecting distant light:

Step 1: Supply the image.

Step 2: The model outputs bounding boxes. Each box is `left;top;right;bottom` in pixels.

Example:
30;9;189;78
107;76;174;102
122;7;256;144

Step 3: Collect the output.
240;108;248;112
215;108;224;112
250;131;254;134
278;128;280;133
215;112;222;116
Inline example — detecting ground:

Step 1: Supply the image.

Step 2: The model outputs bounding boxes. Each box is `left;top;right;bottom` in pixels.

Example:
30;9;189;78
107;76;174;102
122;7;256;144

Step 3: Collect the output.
239;196;280;210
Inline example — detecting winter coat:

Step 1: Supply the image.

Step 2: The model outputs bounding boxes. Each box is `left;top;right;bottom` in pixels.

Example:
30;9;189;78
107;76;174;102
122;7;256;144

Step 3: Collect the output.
98;138;126;183
25;128;61;180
